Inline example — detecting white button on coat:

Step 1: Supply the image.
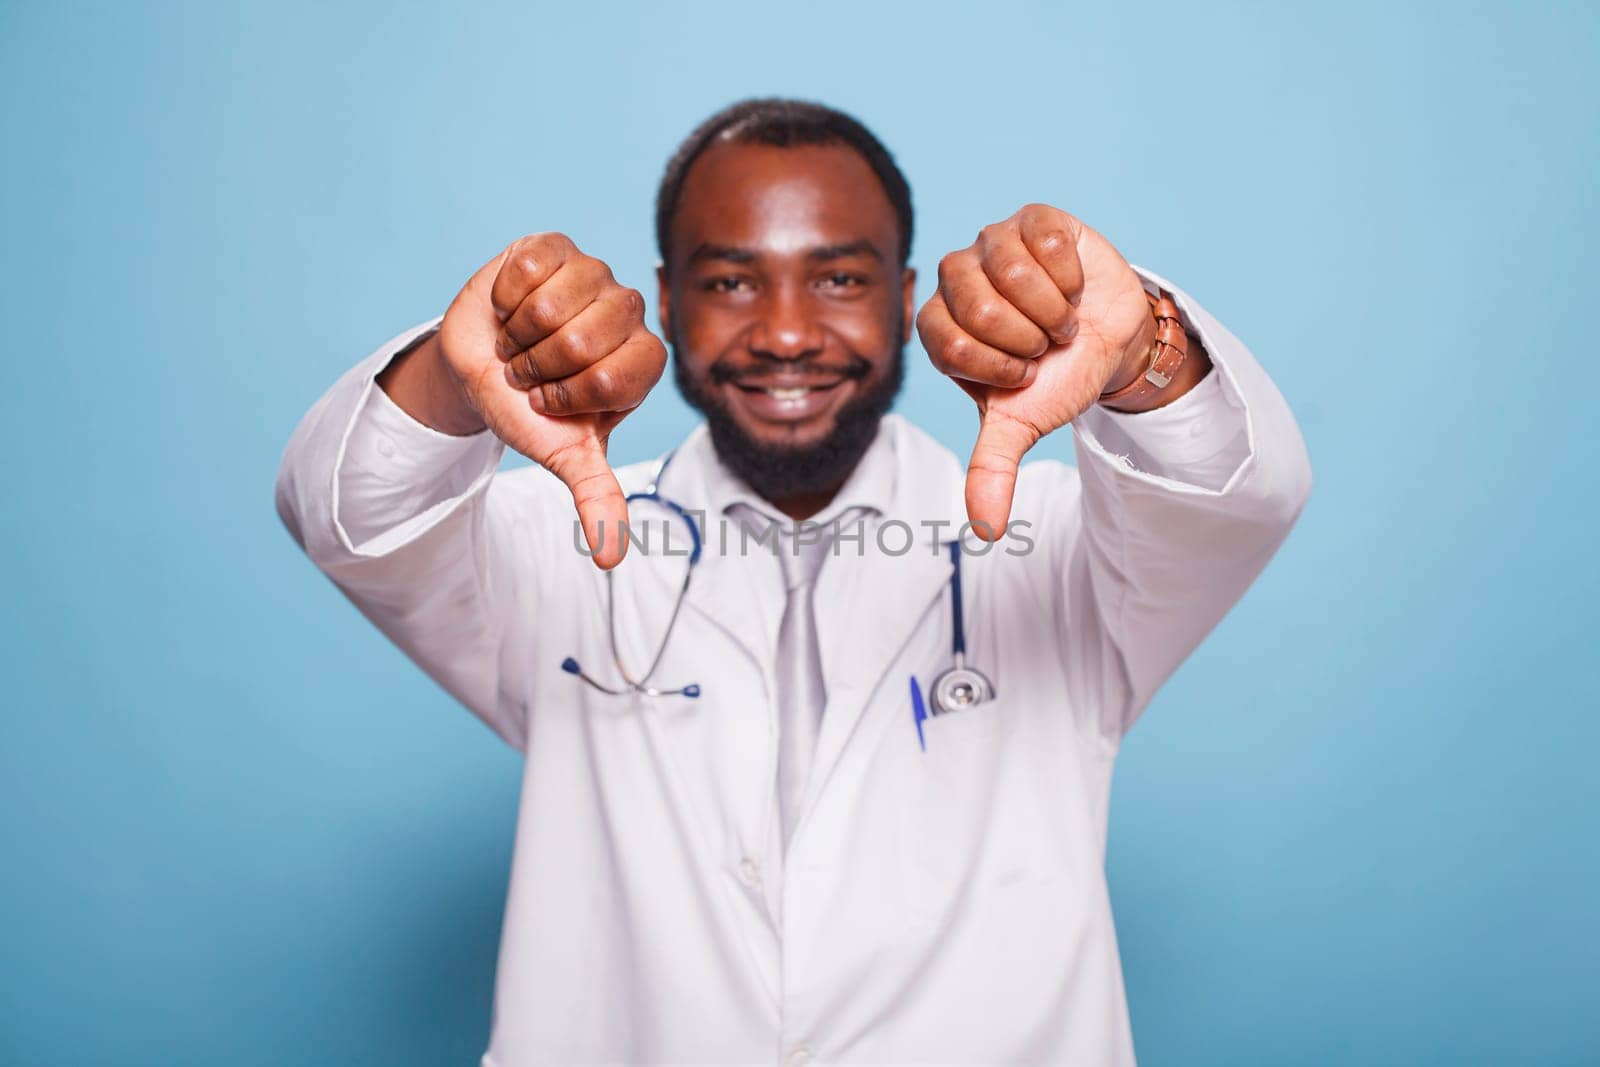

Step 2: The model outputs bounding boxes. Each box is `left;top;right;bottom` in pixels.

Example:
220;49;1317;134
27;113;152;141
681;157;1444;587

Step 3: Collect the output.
275;267;1312;1066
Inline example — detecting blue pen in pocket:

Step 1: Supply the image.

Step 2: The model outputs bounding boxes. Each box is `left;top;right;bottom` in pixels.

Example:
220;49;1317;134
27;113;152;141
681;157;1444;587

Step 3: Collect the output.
909;675;928;752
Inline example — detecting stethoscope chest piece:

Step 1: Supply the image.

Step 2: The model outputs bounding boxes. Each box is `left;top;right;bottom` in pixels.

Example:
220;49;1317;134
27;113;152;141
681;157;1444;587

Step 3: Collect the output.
929;661;995;717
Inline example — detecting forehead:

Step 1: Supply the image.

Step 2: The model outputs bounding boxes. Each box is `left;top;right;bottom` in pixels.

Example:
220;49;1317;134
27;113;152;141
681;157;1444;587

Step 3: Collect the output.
671;140;899;261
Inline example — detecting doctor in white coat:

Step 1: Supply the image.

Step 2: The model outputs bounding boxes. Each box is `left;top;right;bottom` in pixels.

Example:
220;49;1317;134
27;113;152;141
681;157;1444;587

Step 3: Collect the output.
276;99;1311;1066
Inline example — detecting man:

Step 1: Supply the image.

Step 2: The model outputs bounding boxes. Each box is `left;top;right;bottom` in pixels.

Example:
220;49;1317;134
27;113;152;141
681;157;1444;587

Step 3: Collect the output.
276;98;1311;1066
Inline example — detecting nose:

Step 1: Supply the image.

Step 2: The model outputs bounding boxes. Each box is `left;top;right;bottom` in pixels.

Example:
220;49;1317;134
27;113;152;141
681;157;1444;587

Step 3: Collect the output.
747;284;824;363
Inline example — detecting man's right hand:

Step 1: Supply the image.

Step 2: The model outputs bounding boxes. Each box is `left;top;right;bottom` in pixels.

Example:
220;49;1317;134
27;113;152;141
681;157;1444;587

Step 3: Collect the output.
384;233;666;570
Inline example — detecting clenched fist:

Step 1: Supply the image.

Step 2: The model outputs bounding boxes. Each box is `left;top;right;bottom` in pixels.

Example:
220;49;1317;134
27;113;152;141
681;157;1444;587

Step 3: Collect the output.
916;203;1160;538
397;233;666;569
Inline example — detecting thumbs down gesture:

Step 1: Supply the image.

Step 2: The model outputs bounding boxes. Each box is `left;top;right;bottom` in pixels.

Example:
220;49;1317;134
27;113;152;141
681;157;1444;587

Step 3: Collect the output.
915;203;1159;538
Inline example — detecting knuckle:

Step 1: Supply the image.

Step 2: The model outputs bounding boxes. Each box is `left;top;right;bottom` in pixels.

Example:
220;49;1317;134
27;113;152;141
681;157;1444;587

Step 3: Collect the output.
514;350;546;386
618;286;644;319
572;253;603;281
1036;228;1070;256
496;330;522;361
513;252;542;282
504;356;528;388
943;333;973;367
542;438;584;479
542;378;571;413
514;232;569;272
997;258;1034;288
588;365;617;399
968;300;1004;332
555;328;591;365
532;230;573;253
1022;203;1064;230
526;295;562;331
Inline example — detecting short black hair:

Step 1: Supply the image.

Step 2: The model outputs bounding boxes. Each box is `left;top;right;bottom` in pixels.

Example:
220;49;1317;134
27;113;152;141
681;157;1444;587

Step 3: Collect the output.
655;97;914;270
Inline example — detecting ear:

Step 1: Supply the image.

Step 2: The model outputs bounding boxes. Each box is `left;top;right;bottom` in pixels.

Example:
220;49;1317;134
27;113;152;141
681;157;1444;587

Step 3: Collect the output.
656;262;673;340
900;267;917;345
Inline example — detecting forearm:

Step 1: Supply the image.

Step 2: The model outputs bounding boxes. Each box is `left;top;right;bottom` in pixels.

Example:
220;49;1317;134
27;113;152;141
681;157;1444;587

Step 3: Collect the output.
274;325;530;746
276;323;502;571
1065;273;1311;732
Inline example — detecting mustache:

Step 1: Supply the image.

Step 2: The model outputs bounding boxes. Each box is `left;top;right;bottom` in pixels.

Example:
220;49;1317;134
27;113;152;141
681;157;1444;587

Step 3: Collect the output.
708;355;873;386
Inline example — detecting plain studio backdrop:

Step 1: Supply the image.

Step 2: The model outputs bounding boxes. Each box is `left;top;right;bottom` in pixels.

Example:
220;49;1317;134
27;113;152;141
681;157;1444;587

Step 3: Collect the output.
2;2;1595;1064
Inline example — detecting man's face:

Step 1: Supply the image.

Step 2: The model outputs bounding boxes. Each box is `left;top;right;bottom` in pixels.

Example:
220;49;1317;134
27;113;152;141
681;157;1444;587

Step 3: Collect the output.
659;140;915;503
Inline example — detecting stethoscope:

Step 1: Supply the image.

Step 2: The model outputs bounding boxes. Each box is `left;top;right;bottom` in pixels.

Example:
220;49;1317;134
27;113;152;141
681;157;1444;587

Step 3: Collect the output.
561;452;993;716
928;539;996;716
561;451;704;699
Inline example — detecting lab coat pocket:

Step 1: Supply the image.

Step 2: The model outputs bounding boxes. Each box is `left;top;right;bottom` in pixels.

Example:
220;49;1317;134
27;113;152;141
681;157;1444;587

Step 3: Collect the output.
898;692;1070;926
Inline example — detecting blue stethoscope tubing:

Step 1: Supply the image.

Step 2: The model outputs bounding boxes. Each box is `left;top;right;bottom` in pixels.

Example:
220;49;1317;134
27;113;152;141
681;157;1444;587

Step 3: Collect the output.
560;451;990;709
561;452;704;699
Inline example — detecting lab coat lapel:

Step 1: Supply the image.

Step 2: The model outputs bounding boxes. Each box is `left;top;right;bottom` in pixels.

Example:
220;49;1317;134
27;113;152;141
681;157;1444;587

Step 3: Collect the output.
665;425;775;674
804;419;970;819
680;548;771;673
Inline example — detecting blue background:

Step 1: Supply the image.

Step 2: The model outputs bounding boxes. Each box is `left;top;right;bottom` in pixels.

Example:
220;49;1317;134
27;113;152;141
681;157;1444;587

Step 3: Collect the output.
4;1;1596;1063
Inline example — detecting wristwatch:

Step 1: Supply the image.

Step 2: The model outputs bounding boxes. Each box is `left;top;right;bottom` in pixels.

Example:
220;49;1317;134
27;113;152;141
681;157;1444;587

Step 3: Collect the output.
1097;287;1189;408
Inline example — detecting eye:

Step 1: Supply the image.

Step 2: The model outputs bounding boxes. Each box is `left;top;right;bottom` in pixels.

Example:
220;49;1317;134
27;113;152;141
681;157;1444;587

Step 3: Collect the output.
817;272;869;291
701;276;753;294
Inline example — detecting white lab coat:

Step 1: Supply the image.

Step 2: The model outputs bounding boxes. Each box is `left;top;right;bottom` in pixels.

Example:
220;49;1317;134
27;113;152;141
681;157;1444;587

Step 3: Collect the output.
275;266;1312;1067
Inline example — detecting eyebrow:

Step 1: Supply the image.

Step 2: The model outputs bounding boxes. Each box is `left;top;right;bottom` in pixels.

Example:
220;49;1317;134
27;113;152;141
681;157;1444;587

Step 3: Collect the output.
688;243;757;265
686;239;884;266
807;239;883;263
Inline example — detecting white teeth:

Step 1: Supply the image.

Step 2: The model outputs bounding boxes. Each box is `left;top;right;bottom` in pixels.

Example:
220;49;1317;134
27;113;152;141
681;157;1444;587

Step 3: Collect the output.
765;387;811;400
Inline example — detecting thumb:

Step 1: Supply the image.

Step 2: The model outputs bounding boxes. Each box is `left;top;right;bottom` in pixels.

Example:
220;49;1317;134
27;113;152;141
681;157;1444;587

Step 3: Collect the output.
546;434;629;570
965;410;1038;540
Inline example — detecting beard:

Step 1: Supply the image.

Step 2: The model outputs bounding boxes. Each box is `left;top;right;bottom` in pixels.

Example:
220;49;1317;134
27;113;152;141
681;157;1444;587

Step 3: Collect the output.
671;329;906;503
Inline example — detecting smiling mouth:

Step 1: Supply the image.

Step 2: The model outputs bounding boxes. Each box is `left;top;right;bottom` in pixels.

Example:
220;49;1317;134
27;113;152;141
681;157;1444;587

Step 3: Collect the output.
734;379;845;399
723;375;854;425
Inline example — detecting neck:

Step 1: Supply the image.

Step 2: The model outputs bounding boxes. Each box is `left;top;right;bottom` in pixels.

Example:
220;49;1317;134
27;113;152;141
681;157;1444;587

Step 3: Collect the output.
769;482;844;522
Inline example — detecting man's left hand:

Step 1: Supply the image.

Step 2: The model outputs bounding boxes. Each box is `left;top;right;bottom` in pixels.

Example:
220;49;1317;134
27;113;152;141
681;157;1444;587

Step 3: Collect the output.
916;203;1157;538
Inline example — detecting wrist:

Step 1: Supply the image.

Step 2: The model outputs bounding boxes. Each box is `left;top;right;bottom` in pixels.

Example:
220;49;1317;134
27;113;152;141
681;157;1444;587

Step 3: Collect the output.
376;329;488;437
1097;287;1207;414
1101;336;1151;398
1104;330;1212;413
